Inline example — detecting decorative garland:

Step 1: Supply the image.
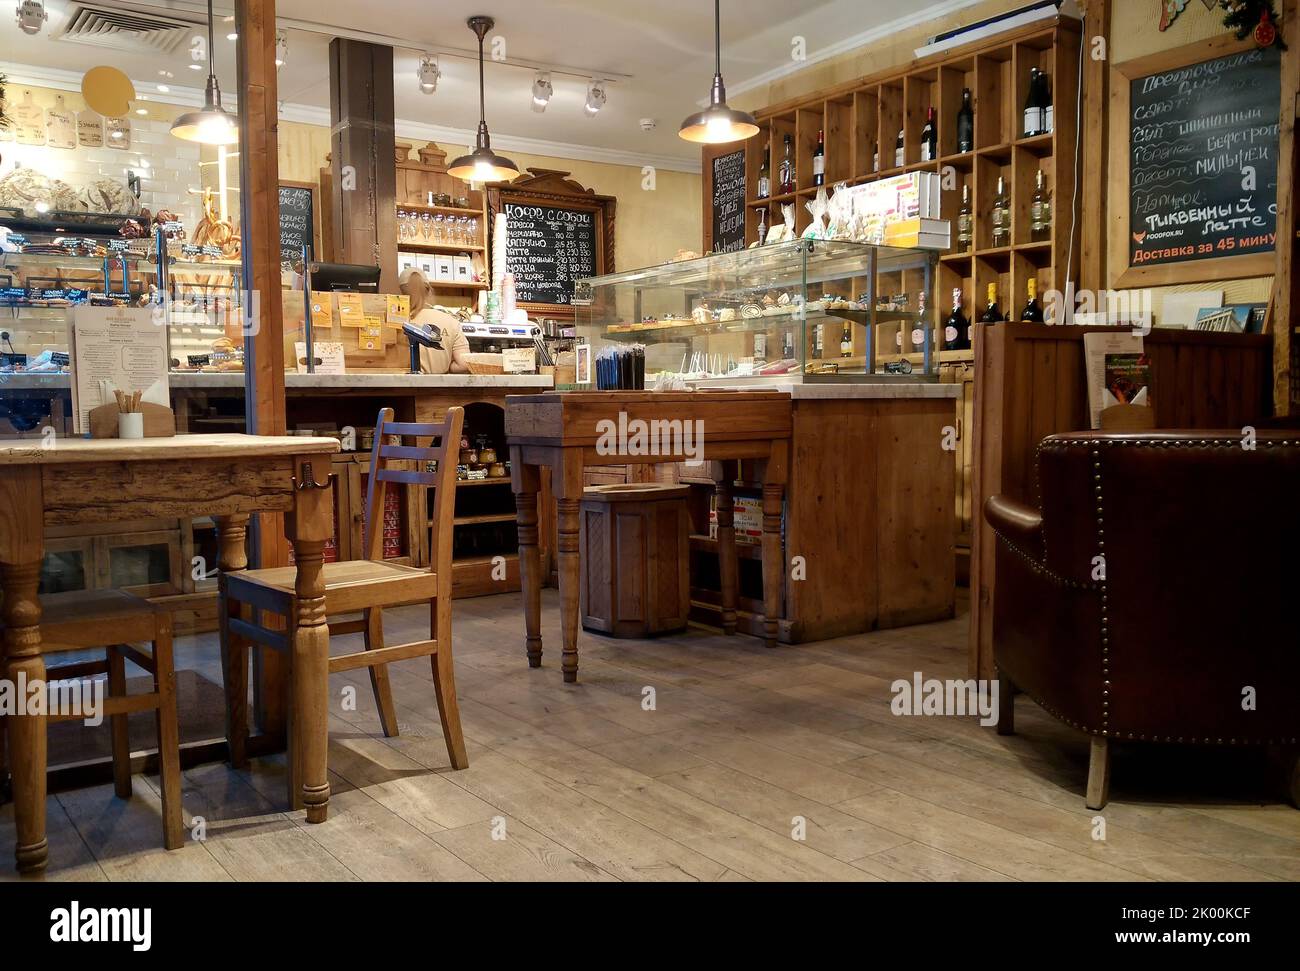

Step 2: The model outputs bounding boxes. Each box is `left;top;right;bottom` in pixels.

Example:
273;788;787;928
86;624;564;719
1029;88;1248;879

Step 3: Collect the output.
1220;0;1287;49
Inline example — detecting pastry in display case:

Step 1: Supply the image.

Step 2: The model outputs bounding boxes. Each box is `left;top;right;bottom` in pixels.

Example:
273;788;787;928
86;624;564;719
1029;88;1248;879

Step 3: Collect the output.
572;238;939;383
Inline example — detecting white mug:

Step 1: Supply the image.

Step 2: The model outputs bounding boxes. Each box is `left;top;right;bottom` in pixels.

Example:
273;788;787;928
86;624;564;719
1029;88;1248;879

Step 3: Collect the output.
118;412;144;439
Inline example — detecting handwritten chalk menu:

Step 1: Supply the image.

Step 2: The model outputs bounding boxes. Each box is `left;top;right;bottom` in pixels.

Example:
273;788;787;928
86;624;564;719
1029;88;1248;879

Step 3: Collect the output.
711;148;746;253
278;183;315;272
1128;45;1280;269
504;201;597;306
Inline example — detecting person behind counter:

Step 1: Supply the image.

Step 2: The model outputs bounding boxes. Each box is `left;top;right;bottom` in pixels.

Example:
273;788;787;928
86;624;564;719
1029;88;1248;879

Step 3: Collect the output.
399;268;471;374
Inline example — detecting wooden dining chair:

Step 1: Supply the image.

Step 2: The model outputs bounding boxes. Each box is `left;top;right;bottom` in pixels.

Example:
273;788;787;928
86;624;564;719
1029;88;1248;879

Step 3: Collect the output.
218;406;468;807
0;590;184;851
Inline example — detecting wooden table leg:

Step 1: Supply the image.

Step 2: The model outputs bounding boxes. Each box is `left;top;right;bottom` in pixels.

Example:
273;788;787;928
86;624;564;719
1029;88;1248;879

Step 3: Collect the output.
215;513;250;769
554;449;584;683
0;466;47;874
712;461;738;635
760;443;789;650
286;457;333;823
510;449;543;669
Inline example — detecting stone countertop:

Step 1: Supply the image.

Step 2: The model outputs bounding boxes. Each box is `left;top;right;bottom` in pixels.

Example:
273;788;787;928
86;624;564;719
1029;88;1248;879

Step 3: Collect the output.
690;378;961;399
1;372;554;391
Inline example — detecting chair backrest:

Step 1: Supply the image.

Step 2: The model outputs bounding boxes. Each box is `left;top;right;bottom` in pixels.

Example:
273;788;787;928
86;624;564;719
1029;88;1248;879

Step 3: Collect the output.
363;406;465;587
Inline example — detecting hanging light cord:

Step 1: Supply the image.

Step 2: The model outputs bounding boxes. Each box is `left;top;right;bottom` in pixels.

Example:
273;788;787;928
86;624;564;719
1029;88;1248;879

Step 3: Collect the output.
206;0;216;84
714;0;721;78
477;26;487;130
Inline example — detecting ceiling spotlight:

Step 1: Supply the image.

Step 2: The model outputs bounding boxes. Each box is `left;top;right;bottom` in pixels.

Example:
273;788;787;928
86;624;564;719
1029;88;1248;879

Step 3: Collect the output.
227;32;237;41
157;84;170;93
585;79;606;117
531;72;553;114
15;1;46;35
417;55;440;95
274;31;288;68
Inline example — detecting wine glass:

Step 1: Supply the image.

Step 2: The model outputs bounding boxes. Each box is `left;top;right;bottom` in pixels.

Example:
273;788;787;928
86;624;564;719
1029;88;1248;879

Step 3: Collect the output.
420;212;433;240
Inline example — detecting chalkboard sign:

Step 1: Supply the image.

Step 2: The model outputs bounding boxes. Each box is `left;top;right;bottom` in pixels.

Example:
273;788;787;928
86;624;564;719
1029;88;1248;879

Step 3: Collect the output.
503;201;598;306
278;182;316;272
1125;44;1280;274
711;148;746;253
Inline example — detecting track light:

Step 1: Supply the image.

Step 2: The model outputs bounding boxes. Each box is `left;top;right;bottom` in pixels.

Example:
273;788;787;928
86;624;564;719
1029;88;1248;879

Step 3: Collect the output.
274;31;288;68
15;1;47;35
417;55;440;95
531;72;553;113
584;79;606;117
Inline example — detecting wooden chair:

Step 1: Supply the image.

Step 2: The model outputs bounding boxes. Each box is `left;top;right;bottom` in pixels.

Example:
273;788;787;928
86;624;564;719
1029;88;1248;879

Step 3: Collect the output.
0;590;183;850
219;406;468;806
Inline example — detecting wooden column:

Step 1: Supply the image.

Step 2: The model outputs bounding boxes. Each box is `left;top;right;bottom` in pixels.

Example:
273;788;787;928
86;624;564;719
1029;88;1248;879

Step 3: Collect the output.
1078;0;1110;293
328;38;398;292
236;0;288;734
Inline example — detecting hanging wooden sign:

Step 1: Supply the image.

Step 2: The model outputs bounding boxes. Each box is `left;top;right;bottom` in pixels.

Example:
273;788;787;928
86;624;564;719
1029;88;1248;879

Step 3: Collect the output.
46;96;76;150
77;110;104;147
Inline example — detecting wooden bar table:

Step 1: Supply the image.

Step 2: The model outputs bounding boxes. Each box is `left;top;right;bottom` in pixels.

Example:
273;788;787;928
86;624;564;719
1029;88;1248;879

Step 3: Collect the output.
0;433;339;875
506;391;792;682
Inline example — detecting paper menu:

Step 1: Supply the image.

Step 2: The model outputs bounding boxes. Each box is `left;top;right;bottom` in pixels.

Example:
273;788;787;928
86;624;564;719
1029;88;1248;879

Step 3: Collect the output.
294;341;346;374
1083;332;1145;429
70;305;170;434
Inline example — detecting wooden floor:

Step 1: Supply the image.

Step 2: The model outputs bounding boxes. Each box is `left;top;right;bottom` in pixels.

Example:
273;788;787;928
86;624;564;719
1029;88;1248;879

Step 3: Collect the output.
4;589;1298;882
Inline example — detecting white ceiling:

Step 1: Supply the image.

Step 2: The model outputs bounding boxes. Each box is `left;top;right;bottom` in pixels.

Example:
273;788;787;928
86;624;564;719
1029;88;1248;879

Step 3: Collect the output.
0;0;987;171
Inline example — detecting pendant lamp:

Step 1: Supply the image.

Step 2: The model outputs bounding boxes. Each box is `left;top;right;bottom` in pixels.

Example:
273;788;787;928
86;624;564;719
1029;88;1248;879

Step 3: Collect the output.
448;16;521;183
170;0;239;145
679;0;759;144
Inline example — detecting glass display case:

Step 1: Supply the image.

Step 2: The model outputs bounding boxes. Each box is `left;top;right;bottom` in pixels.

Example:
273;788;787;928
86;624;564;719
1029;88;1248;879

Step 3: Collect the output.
573;238;939;383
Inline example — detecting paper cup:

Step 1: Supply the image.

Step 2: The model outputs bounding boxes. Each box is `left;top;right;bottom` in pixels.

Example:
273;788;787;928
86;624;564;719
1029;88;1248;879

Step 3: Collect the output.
118;412;144;439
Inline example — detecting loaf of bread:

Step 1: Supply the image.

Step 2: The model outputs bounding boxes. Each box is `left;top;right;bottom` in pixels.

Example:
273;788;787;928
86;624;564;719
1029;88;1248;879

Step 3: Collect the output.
79;178;141;216
0;168;83;216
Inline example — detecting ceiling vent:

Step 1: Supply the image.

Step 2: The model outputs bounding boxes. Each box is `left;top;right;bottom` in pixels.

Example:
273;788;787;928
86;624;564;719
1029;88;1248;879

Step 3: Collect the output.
55;3;203;57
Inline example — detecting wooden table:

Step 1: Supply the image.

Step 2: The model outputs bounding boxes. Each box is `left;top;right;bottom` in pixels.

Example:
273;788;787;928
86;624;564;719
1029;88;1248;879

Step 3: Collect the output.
506;391;792;682
0;433;339;875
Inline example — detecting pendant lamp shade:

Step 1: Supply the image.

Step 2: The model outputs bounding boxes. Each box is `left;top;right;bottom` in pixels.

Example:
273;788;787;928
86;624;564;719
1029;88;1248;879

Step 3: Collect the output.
679;0;758;144
448;16;520;183
171;0;239;145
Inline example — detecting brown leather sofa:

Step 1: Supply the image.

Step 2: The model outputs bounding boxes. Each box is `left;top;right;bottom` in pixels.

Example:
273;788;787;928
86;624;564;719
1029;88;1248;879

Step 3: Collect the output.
984;431;1300;809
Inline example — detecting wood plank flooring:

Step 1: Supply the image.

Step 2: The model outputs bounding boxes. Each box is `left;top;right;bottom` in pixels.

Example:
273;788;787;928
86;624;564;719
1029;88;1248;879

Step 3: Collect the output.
3;590;1297;881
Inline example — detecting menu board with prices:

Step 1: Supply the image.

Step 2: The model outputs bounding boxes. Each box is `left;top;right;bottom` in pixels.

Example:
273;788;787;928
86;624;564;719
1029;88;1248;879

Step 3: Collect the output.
710;148;746;253
278;183;316;273
503;201;597;307
1127;45;1281;270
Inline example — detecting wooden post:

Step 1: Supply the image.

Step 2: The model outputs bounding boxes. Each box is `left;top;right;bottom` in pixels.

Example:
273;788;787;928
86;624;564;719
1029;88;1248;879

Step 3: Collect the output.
1273;3;1298;416
328;38;398;293
236;0;288;735
1078;0;1110;293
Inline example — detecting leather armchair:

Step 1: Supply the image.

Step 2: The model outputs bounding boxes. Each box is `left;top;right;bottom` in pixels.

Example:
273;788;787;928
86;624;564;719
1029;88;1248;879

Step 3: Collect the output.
985;431;1300;809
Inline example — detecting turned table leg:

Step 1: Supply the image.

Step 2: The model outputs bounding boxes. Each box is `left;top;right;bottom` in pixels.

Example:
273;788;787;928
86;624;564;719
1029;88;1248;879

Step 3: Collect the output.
555;450;584;683
214;513;250;769
511;450;543;669
287;458;333;823
0;466;47;874
759;444;788;650
713;462;738;635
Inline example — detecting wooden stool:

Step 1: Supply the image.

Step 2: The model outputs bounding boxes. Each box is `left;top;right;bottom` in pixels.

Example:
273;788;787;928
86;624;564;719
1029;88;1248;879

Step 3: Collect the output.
0;590;184;851
579;483;691;638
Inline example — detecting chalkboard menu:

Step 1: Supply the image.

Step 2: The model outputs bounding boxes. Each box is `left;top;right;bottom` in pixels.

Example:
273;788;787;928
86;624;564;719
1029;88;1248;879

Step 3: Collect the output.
504;201;597;306
1127;45;1280;270
278;183;315;272
711;148;746;253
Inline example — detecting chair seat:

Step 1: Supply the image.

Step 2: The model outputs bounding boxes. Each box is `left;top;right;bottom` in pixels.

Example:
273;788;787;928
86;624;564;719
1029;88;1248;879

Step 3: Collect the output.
226;559;438;614
0;590;162;650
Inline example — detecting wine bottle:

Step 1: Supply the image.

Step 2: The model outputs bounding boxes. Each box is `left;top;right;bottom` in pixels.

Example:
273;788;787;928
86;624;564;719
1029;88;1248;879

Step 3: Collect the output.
812;128;826;186
1040;72;1054;133
872;141;880;172
812;322;824;359
991;175;1010;247
894;128;904;168
779;134;795;194
840;321;852;358
1023;67;1044;137
920;107;937;162
956;87;974;153
911;291;928;354
1020;278;1044;323
1030;168;1051;241
980;283;1003;324
754;331;767;365
757;149;771;199
783;329;794;360
957;183;973;251
944;288;970;351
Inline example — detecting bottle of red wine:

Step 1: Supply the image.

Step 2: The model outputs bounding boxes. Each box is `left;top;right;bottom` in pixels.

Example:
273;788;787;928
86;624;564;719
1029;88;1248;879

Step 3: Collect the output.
956;88;974;153
1020;278;1045;323
944;288;970;351
920;107;937;162
980;283;1003;324
1023;67;1044;137
812;129;826;186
